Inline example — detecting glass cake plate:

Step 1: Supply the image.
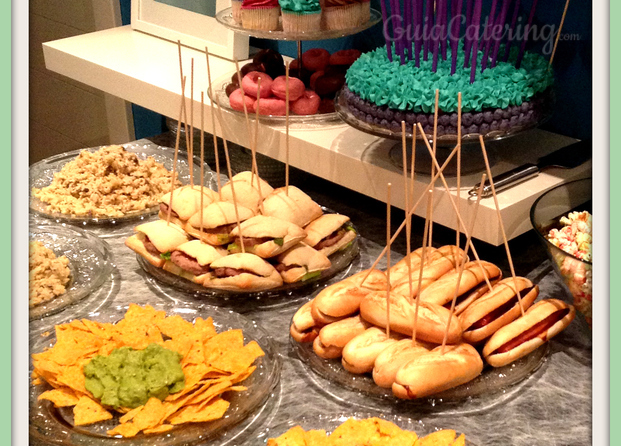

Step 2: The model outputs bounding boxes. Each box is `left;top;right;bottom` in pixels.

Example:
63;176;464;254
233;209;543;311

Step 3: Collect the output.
291;323;549;414
251;412;479;445
209;72;343;127
29;141;218;229
29;302;281;446
29;223;113;321
334;88;554;147
215;7;382;41
137;230;361;312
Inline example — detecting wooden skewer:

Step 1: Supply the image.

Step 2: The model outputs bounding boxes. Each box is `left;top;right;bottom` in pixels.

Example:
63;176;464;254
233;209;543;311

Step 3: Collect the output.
441;173;486;353
401;121;413;305
417;122;494;293
549;0;571;67
205;48;222;200
177;41;192;168
385;183;392;339
359;143;460;286
456;92;462;247
233;58;256;185
411;188;431;346
479;135;525;315
189;58;195;186
427;89;440;248
253;78;265;213
212;91;245;253
199;91;206;242
285;61;291;196
167;76;186;225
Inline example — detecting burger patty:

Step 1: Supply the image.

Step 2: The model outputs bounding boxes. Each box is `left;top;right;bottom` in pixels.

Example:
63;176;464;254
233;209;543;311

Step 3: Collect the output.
170;251;212;276
159;203;180;219
213;267;257;278
234;236;272;247
200;223;237;234
275;263;298;273
143;236;161;256
315;228;347;250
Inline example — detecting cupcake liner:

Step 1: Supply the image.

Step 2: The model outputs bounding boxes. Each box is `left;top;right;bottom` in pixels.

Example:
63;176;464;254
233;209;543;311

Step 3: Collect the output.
282;11;322;32
322;3;361;29
241;7;281;30
232;0;243;23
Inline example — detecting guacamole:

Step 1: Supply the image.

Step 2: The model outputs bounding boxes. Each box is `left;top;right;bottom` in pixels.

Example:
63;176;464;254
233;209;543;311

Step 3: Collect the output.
83;343;185;409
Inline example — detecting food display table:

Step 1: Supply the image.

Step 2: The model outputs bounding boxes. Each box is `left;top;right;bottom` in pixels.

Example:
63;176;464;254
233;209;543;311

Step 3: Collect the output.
29;137;592;445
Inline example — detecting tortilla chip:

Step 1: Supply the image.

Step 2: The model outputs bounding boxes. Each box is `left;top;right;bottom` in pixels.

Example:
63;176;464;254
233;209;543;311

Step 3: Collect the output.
143;424;175;434
168;397;230;424
38;388;80;407
267;425;307;446
73;396;113;426
417;430;457;446
452;433;466;446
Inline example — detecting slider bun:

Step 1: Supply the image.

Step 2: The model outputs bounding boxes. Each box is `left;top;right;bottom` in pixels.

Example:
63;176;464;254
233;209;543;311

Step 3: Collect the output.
460;277;539;344
317;229;357;258
311;281;371;323
316;314;371;353
392;343;484;399
162;260;207;284
134;220;189;253
303;213;350;247
125;234;166;268
482;298;575;367
343;269;388;292
418;260;502;310
275;243;332;284
360;291;463;345
388;247;439;285
159;185;217;220
187;201;255;230
341;326;404;374
290;299;323;343
173;240;226;266
262;186;323;228
372;339;435;388
230;215;307;258
220;180;264;213
204;253;283;291
231;171;274;196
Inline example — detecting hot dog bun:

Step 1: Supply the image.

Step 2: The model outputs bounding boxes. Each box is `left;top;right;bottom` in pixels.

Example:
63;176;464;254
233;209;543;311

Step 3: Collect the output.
459;277;539;344
359;291;463;345
372;338;435;388
290;299;323;343
482;298;575;367
341;326;404;374
311;281;372;324
343;269;388;292
388;246;439;286
418;260;502;315
392;343;484;399
313;314;371;359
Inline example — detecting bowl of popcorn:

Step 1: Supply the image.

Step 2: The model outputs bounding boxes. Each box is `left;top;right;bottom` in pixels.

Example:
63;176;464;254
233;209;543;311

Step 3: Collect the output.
530;178;592;327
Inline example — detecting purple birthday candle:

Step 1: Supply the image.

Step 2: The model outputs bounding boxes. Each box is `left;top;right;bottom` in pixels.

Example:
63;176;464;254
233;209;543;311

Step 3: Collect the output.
390;0;406;64
470;0;482;83
439;0;448;60
503;0;521;62
481;0;498;71
516;0;538;67
432;0;441;71
450;0;463;74
424;0;434;60
404;0;413;60
415;0;424;66
380;0;393;61
463;0;474;67
491;0;511;67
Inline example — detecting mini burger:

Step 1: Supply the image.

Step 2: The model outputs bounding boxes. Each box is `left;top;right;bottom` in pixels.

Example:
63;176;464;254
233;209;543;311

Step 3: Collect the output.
162;240;226;284
230;171;274;196
184;201;255;245
418;260;502;315
204;252;283;291
302;213;357;257
228;215;307;258
124;220;190;268
274;243;332;284
220;180;264;213
261;186;323;228
159;185;218;227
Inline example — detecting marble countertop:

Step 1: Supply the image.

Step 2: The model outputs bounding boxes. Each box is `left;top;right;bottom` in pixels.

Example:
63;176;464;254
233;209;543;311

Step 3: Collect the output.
29;136;592;445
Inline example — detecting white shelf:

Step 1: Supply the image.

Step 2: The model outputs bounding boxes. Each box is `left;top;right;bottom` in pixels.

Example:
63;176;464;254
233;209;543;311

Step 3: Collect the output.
42;25;591;246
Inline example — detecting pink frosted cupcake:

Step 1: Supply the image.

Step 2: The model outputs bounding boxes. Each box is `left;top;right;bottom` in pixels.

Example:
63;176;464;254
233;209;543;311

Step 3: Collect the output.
358;0;370;23
241;0;281;30
232;0;243;23
279;0;322;32
322;0;361;29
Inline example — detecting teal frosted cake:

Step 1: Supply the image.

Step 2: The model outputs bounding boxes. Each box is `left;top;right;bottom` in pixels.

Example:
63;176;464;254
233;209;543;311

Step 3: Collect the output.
342;45;555;136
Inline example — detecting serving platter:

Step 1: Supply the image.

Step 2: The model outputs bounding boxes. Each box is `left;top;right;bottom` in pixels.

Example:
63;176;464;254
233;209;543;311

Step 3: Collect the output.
29;141;219;231
29;302;281;446
29;223;113;321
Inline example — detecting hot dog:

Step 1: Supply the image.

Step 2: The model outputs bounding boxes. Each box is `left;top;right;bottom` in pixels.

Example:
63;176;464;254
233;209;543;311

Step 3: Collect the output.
312;314;371;359
341;326;405;374
392;343;484;399
459;277;539;344
311;280;373;324
418;260;502;315
387;246;439;286
290;299;324;343
482;298;575;367
359;291;463;345
372;338;435;388
342;269;388;292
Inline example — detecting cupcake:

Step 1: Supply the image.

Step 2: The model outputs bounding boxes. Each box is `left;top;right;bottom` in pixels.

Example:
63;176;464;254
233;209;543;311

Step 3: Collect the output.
322;0;361;29
241;0;281;31
232;0;243;23
279;0;322;32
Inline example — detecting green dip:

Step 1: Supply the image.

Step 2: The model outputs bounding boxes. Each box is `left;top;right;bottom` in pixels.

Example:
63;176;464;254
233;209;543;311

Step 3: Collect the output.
83;343;185;409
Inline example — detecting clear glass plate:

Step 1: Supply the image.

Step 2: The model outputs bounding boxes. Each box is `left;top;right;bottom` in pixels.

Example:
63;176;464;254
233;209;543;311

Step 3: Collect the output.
137;233;361;312
29;223;113;321
209;72;343;126
29;141;219;227
291;324;548;413
29;302;282;446
334;88;554;147
251;412;478;445
215;7;382;41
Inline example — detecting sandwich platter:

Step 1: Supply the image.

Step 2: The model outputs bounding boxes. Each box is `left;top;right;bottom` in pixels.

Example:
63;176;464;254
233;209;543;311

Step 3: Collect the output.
29;302;281;446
